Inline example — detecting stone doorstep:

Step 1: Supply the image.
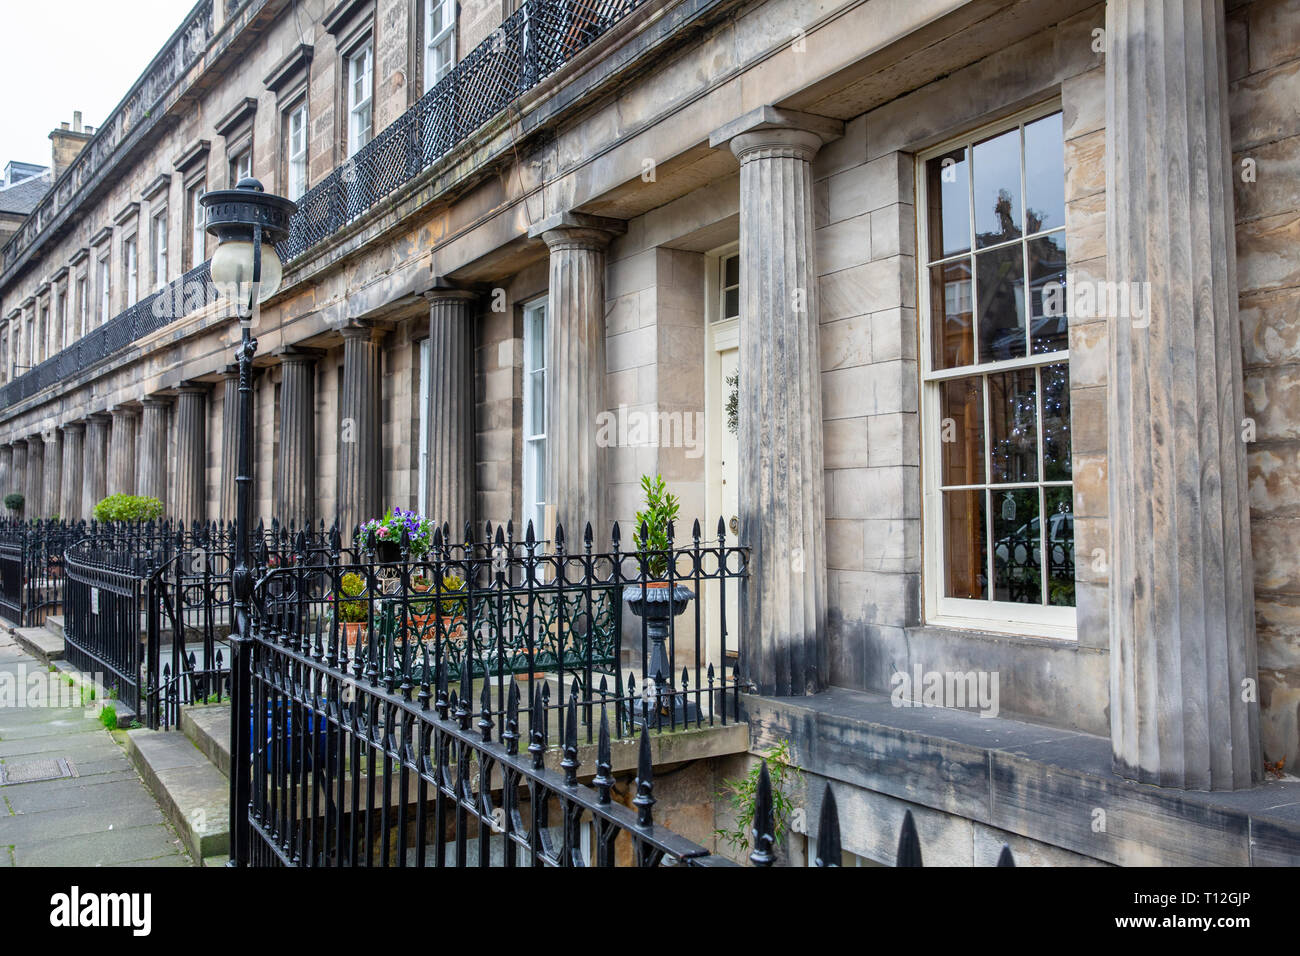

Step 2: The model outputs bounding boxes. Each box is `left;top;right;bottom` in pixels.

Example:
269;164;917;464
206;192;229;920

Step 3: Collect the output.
124;727;230;863
10;624;62;665
744;689;1300;867
182;700;747;784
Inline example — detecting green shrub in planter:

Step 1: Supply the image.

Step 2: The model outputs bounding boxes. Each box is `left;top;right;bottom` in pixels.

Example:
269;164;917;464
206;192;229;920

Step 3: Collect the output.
3;492;23;513
92;494;165;523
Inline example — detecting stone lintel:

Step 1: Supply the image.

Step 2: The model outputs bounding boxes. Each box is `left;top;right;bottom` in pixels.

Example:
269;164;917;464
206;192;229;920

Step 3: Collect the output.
708;106;844;150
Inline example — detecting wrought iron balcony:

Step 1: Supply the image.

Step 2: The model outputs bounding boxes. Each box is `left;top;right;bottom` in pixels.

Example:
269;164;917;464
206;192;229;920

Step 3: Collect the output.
0;0;646;414
278;0;647;261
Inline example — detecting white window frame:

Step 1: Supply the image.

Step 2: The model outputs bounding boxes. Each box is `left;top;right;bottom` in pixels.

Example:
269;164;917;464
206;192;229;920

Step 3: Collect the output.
917;101;1075;640
424;0;457;92
347;40;374;157
97;254;111;324
418;337;431;516
522;295;548;537
123;234;139;307
188;180;206;271
75;274;87;340
152;210;168;290
229;145;252;187
286;100;309;201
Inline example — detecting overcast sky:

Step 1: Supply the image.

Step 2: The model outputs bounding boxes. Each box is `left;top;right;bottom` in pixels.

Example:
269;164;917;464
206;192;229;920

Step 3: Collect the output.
0;0;197;171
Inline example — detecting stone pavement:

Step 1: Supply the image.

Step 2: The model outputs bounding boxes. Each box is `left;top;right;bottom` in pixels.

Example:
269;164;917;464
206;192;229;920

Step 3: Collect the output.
0;630;193;867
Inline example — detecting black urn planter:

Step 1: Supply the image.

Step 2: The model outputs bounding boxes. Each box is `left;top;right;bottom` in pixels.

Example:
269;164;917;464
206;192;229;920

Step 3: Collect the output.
373;540;401;564
624;582;696;722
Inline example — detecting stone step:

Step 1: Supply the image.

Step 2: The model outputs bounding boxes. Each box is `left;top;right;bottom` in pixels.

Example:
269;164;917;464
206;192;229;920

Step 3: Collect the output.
181;703;231;779
44;613;64;641
124;727;229;862
11;624;63;664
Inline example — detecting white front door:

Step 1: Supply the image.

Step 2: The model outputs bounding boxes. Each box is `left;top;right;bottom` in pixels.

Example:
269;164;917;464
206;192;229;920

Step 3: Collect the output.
706;318;740;679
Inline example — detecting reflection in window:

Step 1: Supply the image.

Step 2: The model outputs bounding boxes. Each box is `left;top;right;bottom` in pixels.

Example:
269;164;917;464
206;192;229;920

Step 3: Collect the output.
922;108;1074;613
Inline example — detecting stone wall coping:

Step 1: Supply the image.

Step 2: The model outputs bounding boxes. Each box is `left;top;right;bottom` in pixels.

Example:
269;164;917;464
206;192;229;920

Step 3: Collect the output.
744;688;1300;866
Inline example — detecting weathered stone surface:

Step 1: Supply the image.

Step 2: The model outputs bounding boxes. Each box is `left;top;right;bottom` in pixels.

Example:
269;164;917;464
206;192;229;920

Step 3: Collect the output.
338;324;384;536
58;422;83;520
1107;0;1260;789
137;397;169;503
107;407;136;498
422;293;477;534
276;350;318;528
173;386;207;526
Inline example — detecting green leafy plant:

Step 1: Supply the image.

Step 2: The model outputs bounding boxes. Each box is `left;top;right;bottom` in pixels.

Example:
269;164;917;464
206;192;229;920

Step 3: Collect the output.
716;739;802;856
99;704;117;730
335;571;368;623
3;493;23;513
633;474;680;580
92;494;164;523
411;573;467;617
725;372;739;436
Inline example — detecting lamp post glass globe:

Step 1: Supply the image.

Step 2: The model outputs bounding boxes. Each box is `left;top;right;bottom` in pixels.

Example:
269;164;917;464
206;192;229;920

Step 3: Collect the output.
210;240;283;303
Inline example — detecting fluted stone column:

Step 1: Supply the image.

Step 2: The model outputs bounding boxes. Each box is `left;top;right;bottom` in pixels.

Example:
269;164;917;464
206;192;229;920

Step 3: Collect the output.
338;324;384;537
422;289;477;534
41;430;61;520
527;212;625;541
24;436;43;518
220;367;239;522
138;397;170;504
1106;0;1260;790
173;385;208;527
276;349;318;528
60;423;84;520
83;413;110;518
107;407;137;496
10;441;27;516
0;444;12;499
711;107;843;697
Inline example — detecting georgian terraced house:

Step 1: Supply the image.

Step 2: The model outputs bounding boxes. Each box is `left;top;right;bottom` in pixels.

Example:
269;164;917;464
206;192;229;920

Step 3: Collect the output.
1;0;1299;865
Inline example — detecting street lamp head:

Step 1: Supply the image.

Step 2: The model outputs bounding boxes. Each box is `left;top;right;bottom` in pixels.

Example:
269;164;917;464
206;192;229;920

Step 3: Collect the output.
200;178;297;306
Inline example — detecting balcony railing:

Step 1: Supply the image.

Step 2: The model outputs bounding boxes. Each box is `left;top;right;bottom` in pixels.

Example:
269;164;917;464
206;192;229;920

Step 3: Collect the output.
279;0;646;260
0;261;212;409
1;0;647;415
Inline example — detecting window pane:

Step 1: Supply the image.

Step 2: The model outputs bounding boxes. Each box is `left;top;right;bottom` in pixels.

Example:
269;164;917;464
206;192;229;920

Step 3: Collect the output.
1028;231;1068;354
972;129;1022;248
1024;112;1065;235
723;287;739;320
723;253;739;288
943;489;986;600
1041;362;1072;481
528;370;544;436
992;488;1040;604
939;376;984;486
925;147;970;259
930;259;973;369
988;368;1038;483
975;244;1025;362
1043;487;1075;606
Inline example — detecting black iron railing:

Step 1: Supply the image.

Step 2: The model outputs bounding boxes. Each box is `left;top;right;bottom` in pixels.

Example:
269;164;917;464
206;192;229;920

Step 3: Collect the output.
1;0;648;412
279;0;647;261
0;518;88;626
0;262;212;410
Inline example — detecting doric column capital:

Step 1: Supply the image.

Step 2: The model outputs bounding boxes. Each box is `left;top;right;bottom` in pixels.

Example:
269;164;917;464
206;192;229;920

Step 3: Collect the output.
60;420;86;434
338;321;389;343
177;380;211;395
142;394;172;409
421;280;479;307
710;106;843;165
275;346;323;366
528;211;626;252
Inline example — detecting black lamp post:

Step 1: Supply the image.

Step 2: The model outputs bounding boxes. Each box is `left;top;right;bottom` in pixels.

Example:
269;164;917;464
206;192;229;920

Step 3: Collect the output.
200;178;295;867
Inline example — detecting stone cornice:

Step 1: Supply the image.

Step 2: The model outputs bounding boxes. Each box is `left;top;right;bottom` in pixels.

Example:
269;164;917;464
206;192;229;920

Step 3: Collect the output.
142;173;172;202
113;201;141;227
214;97;258;139
90;226;113;248
322;0;372;37
264;43;314;94
173;139;212;174
68;247;90;267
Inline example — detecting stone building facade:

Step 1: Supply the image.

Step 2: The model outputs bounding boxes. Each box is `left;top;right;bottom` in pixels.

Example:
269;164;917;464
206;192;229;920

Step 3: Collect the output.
1;0;1298;864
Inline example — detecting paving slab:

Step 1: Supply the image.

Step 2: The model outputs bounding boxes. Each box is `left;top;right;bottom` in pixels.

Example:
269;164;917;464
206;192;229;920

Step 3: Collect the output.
0;635;193;867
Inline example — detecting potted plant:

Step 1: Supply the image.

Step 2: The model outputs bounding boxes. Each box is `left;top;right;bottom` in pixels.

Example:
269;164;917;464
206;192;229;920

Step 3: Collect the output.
361;507;436;563
407;573;467;644
624;474;694;715
334;571;369;647
4;492;23;516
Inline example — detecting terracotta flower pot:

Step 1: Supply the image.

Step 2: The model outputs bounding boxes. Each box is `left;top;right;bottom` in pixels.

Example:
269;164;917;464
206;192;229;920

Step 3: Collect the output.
341;622;367;647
